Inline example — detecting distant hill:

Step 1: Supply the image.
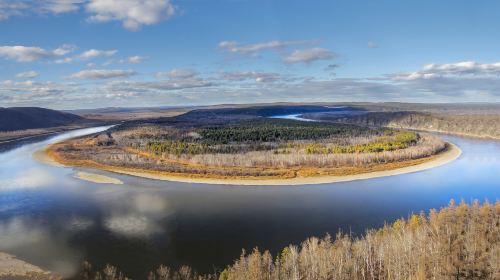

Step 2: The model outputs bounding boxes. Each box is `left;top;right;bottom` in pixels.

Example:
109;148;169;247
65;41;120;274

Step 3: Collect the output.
0;107;86;131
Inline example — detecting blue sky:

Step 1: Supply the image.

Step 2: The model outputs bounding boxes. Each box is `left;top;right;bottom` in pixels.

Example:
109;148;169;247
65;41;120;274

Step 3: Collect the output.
1;0;500;109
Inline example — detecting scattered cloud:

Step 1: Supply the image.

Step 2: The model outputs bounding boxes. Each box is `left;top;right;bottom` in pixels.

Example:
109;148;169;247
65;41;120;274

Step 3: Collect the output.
390;61;500;81
119;55;147;64
220;71;282;83
107;78;213;92
55;49;118;64
0;1;28;20
16;70;39;78
68;69;136;79
156;69;197;79
78;49;117;60
53;57;74;64
283;47;335;64
0;1;82;20
218;40;313;56
0;0;175;30
85;0;176;31
0;44;75;62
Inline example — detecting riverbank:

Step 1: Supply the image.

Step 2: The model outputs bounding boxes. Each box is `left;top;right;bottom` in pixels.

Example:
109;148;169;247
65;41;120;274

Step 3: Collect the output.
44;141;461;186
0;252;53;279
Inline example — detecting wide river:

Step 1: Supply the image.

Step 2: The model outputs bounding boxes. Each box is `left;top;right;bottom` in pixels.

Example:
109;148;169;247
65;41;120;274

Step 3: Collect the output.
0;122;499;278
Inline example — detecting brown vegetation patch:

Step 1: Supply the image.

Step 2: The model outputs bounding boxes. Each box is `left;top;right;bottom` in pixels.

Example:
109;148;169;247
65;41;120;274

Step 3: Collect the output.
46;138;451;183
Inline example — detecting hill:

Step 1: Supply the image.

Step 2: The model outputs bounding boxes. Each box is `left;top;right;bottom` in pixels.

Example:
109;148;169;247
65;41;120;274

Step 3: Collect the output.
304;110;500;139
0;107;85;132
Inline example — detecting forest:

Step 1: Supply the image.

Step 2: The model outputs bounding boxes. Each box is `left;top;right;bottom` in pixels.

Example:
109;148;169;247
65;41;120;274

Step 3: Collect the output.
49;118;447;179
304;111;500;139
53;200;498;280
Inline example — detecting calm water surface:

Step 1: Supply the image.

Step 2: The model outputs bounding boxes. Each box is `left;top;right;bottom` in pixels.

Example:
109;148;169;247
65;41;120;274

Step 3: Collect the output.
0;125;499;278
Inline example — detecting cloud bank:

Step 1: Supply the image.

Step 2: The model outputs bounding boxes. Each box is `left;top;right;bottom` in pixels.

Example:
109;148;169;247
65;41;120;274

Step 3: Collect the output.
0;0;176;30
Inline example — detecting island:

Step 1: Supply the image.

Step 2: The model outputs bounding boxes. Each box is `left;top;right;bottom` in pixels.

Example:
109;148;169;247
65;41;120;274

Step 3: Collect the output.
45;106;460;185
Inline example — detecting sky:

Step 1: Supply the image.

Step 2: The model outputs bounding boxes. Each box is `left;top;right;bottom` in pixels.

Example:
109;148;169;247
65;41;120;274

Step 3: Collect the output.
1;0;500;109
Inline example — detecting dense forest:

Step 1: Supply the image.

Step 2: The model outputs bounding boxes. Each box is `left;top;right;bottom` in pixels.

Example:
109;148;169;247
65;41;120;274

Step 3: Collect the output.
53;200;498;280
304;111;500;139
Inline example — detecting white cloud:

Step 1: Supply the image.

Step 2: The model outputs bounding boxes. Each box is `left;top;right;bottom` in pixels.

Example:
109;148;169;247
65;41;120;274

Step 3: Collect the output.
220;71;281;83
53;57;74;64
0;0;174;30
283;48;335;64
0;44;74;62
85;0;176;31
218;40;313;56
53;44;76;56
390;61;500;81
156;69;197;79
78;48;117;60
0;80;74;104
0;1;83;19
3;60;500;108
119;55;147;64
52;48;117;64
16;70;39;78
68;69;136;79
0;1;28;20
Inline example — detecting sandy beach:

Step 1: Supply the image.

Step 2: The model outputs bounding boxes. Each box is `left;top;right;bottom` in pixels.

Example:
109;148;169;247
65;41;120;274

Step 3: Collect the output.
43;141;461;186
74;171;123;185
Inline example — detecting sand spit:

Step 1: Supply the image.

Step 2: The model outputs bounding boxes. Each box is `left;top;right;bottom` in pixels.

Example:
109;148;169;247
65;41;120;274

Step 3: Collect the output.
73;171;123;185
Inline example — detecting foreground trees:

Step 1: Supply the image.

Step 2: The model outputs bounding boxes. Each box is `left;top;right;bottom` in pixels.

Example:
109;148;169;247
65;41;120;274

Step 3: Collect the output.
77;200;499;280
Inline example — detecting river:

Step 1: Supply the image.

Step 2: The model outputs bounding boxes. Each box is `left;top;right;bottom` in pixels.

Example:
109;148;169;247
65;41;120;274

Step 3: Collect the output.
0;122;499;278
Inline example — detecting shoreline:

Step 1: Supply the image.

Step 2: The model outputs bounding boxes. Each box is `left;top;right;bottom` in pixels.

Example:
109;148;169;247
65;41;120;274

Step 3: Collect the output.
0;252;52;278
43;142;461;186
74;171;124;185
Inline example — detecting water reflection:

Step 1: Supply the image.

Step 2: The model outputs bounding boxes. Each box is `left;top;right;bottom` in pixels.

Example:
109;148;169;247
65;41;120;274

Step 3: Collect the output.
0;128;498;278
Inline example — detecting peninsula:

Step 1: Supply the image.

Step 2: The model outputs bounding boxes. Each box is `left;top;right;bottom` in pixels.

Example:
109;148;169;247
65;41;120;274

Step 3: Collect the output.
45;106;458;185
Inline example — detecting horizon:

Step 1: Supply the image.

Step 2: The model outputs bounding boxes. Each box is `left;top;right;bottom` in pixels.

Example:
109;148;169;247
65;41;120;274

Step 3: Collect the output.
2;0;500;109
4;100;500;112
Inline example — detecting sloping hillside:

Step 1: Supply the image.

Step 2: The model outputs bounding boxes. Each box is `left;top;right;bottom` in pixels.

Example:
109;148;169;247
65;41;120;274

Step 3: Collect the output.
0;107;85;132
304;111;500;139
